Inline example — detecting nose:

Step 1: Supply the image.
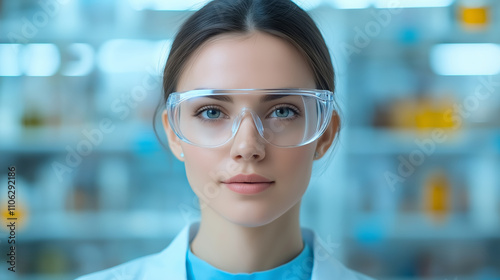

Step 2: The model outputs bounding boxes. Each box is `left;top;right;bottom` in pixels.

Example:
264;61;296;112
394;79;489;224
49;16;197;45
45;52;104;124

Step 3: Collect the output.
229;110;266;161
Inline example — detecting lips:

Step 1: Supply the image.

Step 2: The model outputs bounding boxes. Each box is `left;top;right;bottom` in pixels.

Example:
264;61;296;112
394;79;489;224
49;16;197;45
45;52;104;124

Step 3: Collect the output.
222;174;273;184
222;174;274;195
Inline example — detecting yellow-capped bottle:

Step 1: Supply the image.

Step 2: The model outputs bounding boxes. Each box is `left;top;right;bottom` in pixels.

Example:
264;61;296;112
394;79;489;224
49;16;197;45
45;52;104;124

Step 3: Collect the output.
424;170;450;223
457;0;491;31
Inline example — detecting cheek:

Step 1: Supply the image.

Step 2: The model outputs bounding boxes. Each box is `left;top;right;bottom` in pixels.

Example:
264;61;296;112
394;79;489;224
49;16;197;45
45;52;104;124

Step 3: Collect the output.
183;147;216;193
266;146;315;211
273;147;314;186
182;146;234;201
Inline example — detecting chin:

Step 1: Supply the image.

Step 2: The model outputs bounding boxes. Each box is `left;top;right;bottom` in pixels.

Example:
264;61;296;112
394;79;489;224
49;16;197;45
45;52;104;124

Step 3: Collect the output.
220;206;284;228
226;218;276;228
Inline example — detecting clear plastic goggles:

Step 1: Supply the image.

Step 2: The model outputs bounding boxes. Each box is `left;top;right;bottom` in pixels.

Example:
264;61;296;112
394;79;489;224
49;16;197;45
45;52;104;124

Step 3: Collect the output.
166;89;335;148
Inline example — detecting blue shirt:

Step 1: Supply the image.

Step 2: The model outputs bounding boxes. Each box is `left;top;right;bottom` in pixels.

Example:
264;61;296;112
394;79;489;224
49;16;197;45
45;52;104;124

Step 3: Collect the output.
186;240;313;280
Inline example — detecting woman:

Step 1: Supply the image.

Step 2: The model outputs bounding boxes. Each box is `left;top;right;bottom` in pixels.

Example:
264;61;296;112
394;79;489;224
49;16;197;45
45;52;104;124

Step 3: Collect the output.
76;0;375;279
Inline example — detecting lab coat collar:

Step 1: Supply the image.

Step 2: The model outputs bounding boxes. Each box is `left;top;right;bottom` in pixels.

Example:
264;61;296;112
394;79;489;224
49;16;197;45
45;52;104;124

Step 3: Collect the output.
147;221;372;280
76;221;374;280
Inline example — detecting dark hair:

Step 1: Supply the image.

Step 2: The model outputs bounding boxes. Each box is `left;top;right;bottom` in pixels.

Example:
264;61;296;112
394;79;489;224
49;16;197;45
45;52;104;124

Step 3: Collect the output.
154;0;340;161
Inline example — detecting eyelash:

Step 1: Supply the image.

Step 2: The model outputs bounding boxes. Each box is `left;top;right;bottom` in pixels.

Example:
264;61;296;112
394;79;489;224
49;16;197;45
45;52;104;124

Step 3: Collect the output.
193;104;302;122
193;105;229;123
269;104;301;120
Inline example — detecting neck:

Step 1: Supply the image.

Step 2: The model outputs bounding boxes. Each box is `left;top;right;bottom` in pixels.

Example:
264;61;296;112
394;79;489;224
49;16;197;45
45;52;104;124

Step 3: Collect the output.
189;201;304;273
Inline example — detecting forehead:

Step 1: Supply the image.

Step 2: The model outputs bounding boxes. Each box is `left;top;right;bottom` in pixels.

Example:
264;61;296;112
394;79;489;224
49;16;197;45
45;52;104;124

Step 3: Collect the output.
177;31;316;92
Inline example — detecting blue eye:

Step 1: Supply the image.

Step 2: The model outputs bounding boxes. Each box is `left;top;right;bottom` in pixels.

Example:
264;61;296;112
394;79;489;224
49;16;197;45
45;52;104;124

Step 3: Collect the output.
194;106;228;122
203;108;221;119
270;106;298;119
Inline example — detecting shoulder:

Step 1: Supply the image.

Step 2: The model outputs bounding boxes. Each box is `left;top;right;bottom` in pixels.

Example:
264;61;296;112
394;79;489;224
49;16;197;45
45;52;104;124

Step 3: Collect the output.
301;227;377;280
74;222;196;280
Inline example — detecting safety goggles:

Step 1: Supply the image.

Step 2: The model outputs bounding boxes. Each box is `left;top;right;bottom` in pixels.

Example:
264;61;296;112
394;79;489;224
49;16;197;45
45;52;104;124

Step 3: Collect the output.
166;89;335;148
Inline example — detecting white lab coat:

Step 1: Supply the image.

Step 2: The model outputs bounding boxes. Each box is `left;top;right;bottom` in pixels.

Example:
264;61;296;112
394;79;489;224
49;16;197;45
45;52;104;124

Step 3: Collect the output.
75;221;375;280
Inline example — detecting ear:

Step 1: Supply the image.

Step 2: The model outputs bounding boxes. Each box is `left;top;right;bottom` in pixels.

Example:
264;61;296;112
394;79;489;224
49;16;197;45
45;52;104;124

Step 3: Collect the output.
314;111;340;160
161;110;185;162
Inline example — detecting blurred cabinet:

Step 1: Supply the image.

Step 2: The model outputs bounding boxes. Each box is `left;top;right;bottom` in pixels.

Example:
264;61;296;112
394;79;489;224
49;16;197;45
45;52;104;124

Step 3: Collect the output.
340;6;500;277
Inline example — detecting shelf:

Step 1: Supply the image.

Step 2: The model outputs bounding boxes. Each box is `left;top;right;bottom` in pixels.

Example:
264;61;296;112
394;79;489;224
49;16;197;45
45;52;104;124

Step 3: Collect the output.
349;213;500;240
345;127;500;155
2;211;189;241
0;124;163;154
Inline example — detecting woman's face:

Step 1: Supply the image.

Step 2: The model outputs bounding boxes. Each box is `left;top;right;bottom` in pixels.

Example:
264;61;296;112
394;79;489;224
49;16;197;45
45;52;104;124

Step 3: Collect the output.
163;31;334;227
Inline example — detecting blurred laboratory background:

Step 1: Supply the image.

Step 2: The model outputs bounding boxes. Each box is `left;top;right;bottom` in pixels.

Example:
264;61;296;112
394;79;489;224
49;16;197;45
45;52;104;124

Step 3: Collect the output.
1;0;500;279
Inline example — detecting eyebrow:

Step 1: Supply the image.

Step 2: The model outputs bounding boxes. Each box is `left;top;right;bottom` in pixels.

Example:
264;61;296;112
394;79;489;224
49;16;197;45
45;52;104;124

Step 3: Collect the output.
203;94;290;103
